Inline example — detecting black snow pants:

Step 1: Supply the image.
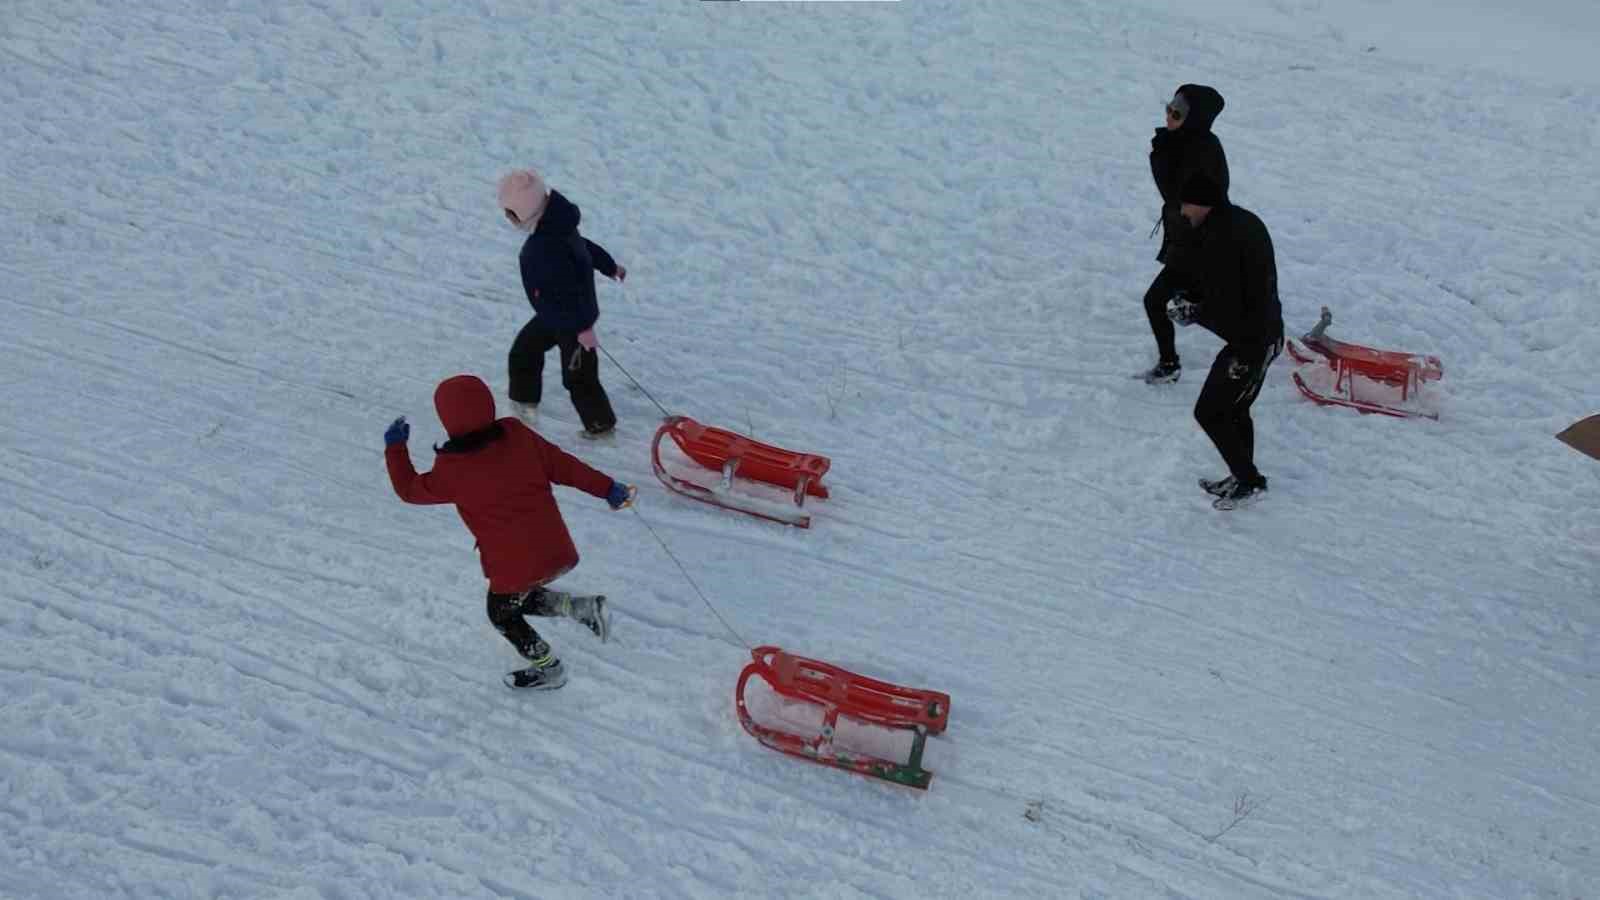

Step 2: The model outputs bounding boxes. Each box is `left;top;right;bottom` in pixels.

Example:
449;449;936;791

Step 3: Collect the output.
1143;266;1185;365
507;318;617;434
1194;333;1283;485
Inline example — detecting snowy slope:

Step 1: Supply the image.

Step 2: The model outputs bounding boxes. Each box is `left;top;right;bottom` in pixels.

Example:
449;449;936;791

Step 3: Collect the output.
3;1;1598;898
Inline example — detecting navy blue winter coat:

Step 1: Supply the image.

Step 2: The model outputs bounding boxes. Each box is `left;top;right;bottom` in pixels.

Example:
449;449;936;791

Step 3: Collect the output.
516;190;620;334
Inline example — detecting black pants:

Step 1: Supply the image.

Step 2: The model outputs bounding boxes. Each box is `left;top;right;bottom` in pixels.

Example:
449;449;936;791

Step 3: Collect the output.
486;587;566;657
507;319;617;433
1143;267;1184;364
1194;335;1283;485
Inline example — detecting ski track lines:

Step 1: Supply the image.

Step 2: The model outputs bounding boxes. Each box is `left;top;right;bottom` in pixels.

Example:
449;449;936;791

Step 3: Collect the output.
622;373;1596;897
0;322;1405;896
6;570;1075;890
0;365;1075;890
2;546;1040;897
5;0;1600;897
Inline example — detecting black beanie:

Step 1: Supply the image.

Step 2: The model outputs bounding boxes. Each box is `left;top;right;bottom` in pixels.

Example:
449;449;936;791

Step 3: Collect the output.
1181;173;1225;207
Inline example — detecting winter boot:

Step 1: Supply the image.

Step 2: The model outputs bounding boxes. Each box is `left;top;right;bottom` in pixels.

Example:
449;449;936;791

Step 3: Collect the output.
504;638;566;690
511;401;539;428
1141;359;1182;385
567;595;610;643
541;591;610;642
1212;477;1268;511
1198;475;1236;498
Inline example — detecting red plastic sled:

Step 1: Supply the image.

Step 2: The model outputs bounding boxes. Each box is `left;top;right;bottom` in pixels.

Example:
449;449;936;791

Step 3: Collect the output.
651;416;831;528
1286;306;1443;420
735;646;950;790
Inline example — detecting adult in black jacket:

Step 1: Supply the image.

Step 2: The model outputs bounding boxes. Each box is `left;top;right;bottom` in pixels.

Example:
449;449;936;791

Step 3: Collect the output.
498;169;626;437
1165;173;1283;510
1140;84;1230;384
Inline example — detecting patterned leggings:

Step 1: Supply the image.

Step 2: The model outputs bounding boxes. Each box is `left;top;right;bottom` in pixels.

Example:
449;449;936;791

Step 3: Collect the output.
1194;335;1284;484
485;587;566;657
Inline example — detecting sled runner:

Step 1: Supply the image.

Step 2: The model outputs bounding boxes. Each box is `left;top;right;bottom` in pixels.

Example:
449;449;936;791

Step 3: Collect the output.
651;416;831;528
1285;306;1443;420
1557;414;1600;461
735;646;950;790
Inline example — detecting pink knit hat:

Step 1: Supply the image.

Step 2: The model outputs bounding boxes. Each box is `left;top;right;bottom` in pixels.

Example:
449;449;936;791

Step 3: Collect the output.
497;169;549;227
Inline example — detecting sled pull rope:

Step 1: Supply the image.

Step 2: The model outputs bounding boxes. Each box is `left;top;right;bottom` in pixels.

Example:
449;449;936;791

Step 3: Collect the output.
628;505;753;651
596;344;750;649
600;345;673;419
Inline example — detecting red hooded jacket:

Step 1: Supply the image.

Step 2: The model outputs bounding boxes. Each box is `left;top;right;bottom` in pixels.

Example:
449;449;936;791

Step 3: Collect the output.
385;375;616;593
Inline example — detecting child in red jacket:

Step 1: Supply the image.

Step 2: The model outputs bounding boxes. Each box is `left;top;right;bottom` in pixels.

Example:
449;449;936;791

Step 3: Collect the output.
384;374;636;690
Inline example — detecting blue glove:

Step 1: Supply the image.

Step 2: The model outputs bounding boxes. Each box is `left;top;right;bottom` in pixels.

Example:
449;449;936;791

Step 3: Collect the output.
606;481;635;510
384;417;410;446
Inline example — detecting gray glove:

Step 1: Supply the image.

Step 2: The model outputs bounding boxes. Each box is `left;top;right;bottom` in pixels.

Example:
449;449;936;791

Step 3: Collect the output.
1166;291;1201;327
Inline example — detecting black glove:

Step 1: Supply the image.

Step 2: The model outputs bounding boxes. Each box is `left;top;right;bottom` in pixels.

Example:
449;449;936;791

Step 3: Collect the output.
1151;128;1181;152
1166;291;1200;327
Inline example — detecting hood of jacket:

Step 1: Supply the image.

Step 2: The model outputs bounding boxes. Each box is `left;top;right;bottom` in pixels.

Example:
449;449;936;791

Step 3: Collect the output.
533;189;581;237
1176;84;1225;133
434;374;497;439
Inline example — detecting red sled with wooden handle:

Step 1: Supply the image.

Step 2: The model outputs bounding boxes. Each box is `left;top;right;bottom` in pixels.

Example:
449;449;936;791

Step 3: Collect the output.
735;646;950;790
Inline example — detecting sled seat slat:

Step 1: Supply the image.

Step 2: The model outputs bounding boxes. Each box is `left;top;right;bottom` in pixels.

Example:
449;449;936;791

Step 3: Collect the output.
665;417;830;499
735;645;952;790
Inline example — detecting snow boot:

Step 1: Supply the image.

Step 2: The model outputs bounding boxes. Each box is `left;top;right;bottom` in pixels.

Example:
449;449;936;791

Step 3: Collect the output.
567;594;610;643
1212;477;1268;511
504;638;566;690
1141;359;1182;385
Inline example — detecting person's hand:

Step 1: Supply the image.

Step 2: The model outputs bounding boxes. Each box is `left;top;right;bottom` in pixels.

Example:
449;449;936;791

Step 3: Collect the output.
384;417;410;446
1166;293;1200;327
611;264;626;283
606;482;636;510
577;328;598;351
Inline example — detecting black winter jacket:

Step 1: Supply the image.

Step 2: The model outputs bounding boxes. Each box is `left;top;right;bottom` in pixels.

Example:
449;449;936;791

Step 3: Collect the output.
1187;202;1283;347
1150;84;1229;264
516;190;620;334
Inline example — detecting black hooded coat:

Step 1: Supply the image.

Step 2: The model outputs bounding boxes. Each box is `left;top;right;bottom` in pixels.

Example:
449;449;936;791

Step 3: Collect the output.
1150;84;1229;266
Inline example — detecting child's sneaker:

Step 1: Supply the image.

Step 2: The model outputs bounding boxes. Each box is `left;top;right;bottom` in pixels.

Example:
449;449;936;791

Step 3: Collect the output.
504;659;566;690
567;595;610;643
1199;475;1236;497
1141;359;1182;385
504;639;566;690
511;401;539;428
1211;477;1268;511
